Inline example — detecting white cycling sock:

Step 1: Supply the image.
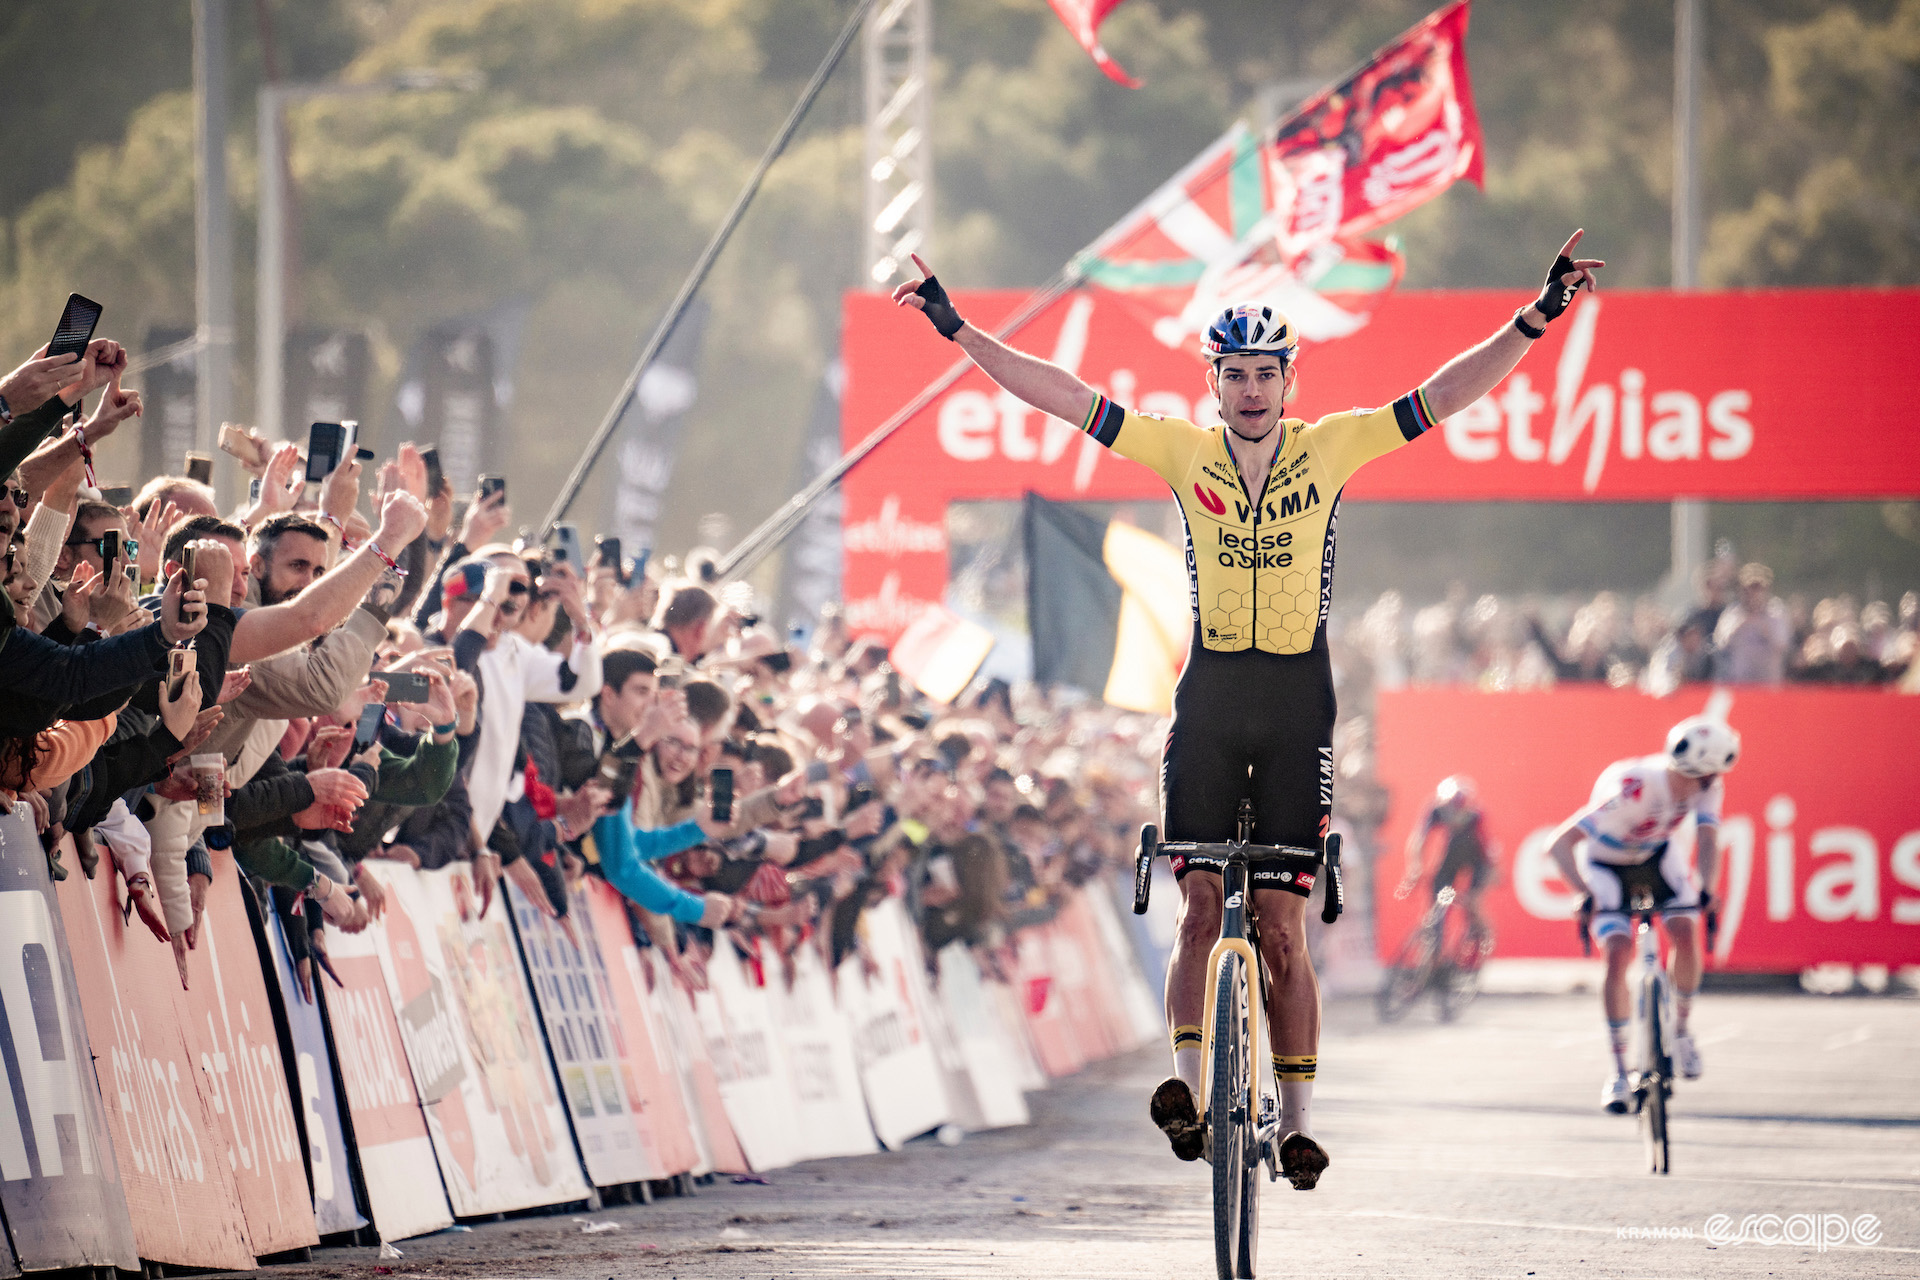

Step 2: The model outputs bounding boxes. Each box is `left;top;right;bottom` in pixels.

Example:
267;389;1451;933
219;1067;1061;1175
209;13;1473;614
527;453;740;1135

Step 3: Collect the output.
1674;990;1693;1034
1276;1055;1315;1135
1171;1024;1203;1095
1607;1018;1630;1074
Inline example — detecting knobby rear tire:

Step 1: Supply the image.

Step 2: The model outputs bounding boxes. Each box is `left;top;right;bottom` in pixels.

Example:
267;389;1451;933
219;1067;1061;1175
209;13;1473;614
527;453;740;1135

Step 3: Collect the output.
1211;952;1251;1279
1644;975;1672;1175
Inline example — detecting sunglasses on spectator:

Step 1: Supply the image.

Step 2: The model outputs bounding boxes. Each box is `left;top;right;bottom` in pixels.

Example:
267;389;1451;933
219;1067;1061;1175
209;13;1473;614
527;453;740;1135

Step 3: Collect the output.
66;534;137;559
2;484;27;508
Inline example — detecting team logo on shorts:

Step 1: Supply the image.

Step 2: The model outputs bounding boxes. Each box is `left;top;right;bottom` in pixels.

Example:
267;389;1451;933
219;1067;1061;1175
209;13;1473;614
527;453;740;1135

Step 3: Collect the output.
1279;871;1293;883
1297;873;1316;891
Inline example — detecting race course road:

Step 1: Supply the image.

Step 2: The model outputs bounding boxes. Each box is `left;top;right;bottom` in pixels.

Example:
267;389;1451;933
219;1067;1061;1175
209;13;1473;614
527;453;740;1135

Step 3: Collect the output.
279;991;1919;1279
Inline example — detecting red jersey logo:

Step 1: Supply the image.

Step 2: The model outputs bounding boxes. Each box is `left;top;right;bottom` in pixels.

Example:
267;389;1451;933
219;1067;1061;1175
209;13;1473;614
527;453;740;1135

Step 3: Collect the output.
1194;483;1226;515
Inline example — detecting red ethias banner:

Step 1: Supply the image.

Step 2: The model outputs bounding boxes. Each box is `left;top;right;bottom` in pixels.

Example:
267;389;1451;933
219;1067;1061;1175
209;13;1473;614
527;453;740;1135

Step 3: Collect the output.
840;286;1920;638
1372;687;1920;971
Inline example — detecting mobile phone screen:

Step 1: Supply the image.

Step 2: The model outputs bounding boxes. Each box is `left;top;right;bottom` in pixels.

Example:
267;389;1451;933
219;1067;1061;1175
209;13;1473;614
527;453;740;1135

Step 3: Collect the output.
478;475;507;502
184;452;213;484
551;524;582;568
305;423;346;483
710;768;734;824
595;536;621;570
380;672;431;704
101;530;120;569
49;294;103;362
353;703;386;752
100;485;133;507
420;446;444;496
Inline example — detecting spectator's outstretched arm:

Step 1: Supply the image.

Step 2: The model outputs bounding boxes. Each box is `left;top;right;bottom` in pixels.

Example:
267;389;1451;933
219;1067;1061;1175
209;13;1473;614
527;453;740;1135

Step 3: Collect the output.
230;492;426;663
1418;231;1605;420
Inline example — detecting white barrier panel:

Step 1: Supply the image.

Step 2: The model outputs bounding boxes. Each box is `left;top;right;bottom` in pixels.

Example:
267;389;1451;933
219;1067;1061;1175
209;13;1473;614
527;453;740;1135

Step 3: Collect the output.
372;866;591;1215
768;945;880;1160
640;947;749;1175
933;945;1030;1130
697;941;803;1172
1084;887;1165;1049
321;925;454;1241
838;899;953;1148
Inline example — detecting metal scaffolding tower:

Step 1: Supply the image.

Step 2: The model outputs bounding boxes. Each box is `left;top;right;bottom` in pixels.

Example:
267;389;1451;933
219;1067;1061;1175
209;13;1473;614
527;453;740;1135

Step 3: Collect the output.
862;0;932;289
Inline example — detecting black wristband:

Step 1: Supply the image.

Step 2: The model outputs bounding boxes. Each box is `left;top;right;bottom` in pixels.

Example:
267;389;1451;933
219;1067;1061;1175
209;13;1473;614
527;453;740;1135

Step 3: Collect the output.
1512;308;1545;340
1534;253;1580;322
914;275;965;339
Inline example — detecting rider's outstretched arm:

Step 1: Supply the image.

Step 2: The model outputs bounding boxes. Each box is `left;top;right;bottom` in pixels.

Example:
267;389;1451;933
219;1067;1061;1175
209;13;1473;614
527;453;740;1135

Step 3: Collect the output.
894;254;1097;427
1418;230;1606;420
1546;820;1588;897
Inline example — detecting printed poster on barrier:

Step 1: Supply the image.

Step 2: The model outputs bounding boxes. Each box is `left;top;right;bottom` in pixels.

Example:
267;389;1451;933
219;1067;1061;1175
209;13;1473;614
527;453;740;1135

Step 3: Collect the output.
176;852;319;1258
0;813;139;1274
1013;921;1085;1080
1081;887;1165;1048
372;864;590;1215
259;902;366;1236
509;881;668;1185
765;943;879;1160
320;923;454;1241
695;939;803;1172
581;879;701;1177
56;846;255;1271
836;898;952;1147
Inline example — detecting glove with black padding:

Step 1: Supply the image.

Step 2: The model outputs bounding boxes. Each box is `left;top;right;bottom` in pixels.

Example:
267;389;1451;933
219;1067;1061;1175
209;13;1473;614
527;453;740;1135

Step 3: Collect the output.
1534;243;1590;322
912;273;966;340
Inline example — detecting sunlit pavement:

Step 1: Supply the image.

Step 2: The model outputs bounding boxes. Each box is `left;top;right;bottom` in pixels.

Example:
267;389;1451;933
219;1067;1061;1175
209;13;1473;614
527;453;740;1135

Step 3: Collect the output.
281;990;1919;1279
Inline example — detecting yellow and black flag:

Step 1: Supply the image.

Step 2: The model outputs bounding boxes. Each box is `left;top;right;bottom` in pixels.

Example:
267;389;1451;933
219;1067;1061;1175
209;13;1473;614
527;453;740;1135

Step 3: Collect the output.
1023;493;1188;715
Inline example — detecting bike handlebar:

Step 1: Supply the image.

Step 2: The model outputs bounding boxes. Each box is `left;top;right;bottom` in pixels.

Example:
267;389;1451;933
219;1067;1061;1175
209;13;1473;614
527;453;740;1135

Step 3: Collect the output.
1131;825;1344;926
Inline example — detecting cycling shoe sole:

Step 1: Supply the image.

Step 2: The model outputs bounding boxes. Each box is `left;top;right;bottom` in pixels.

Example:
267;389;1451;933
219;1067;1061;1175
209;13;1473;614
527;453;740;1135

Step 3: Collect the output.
1278;1131;1329;1190
1150;1077;1206;1162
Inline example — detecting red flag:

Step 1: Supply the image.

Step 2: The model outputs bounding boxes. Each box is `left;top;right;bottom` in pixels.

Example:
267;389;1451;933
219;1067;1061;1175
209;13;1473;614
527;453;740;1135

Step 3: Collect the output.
1267;0;1485;262
1047;0;1140;88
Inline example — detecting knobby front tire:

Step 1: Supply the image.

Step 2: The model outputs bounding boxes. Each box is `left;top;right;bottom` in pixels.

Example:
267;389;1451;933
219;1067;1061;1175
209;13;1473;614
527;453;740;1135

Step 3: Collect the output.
1643;975;1672;1175
1210;951;1255;1279
1377;922;1437;1023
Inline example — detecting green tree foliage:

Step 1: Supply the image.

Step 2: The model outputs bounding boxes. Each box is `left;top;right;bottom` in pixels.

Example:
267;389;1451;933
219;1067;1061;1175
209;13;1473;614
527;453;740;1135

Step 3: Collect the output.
0;0;1911;581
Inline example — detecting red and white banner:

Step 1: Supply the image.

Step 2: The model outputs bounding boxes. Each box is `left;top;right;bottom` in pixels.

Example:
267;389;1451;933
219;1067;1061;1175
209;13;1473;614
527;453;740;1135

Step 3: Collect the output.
1268;0;1483;259
1046;0;1138;87
1373;687;1920;970
841;286;1920;640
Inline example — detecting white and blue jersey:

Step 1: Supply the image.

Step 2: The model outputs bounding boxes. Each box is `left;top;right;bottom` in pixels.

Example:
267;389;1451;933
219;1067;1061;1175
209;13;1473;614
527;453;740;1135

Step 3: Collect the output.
1574;754;1721;868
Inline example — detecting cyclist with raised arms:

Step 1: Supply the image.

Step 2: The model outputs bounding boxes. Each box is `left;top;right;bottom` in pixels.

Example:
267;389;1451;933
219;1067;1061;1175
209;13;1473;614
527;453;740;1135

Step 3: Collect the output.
895;232;1603;1188
1397;774;1496;949
1543;715;1738;1113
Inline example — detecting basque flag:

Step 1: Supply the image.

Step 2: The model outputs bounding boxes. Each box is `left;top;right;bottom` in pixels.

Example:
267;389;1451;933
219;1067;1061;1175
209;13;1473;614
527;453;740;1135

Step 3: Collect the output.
1024;493;1188;715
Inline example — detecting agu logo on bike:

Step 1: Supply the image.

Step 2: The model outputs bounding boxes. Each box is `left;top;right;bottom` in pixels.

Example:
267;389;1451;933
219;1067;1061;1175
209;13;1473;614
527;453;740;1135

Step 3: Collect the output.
1703;1212;1882;1252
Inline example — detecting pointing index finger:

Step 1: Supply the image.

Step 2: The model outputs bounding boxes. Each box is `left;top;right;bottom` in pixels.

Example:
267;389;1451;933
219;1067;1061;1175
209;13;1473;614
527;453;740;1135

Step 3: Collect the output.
1558;229;1584;258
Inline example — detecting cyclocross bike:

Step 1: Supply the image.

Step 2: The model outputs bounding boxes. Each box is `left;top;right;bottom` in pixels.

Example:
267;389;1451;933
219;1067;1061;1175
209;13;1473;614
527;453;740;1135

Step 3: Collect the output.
1581;888;1687;1175
1133;800;1345;1280
1376;886;1493;1024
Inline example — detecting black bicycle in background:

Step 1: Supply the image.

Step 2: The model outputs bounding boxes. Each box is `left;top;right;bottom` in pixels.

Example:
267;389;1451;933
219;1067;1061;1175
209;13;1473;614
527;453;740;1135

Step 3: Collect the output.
1376;885;1492;1023
1134;801;1344;1280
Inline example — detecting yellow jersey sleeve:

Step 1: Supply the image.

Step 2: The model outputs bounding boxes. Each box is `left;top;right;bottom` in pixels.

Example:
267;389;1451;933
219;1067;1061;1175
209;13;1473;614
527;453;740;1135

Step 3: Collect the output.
1081;394;1211;487
1299;389;1439;487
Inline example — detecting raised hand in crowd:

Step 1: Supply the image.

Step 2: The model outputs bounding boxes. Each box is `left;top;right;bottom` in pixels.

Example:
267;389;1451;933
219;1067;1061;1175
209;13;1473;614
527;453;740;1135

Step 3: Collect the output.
245;443;303;524
372;489;429;556
305;723;355;772
129;498;182;585
164;706;225;766
633;687;688;750
320;456;363;536
157;655;205;744
353;862;388;921
0;345;86;410
459;484;511;548
504;855;557;917
158;564;208;643
218;665;252;704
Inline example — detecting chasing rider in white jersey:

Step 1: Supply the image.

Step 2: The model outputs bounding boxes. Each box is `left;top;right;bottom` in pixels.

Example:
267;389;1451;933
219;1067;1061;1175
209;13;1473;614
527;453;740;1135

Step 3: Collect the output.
1544;716;1740;1113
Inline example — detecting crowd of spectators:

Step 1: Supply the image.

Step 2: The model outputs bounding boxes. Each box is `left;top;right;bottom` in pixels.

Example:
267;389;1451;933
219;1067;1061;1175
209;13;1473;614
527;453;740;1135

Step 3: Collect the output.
1330;557;1919;699
0;334;1159;1004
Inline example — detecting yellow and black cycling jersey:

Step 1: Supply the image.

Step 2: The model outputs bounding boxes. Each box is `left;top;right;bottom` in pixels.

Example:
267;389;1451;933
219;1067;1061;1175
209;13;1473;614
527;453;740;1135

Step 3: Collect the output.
1080;389;1438;655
